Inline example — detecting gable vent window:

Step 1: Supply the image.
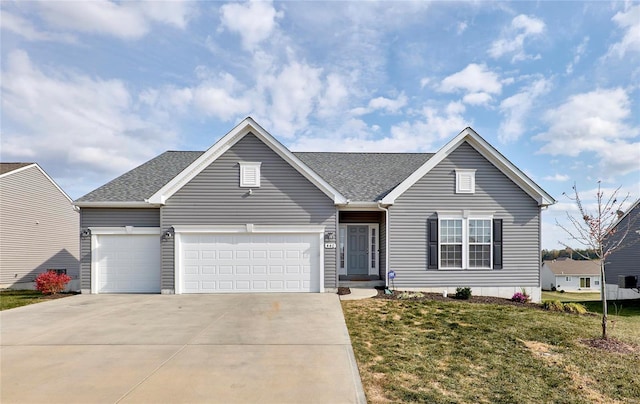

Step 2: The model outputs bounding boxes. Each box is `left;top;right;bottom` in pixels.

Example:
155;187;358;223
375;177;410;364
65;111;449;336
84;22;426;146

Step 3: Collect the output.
239;162;261;188
455;169;476;194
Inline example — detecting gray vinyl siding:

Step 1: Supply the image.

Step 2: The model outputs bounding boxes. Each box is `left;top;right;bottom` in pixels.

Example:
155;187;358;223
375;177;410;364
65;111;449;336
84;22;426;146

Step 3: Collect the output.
79;208;160;290
0;166;79;286
389;141;541;288
161;134;337;291
605;204;640;284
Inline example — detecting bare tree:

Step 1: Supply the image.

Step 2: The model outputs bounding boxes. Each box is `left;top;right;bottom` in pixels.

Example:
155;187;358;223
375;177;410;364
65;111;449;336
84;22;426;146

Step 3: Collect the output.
557;181;632;339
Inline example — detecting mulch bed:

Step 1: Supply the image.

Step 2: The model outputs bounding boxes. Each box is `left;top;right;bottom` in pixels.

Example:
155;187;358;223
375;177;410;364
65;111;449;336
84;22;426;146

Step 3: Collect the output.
337;287;351;295
580;337;639;355
40;291;80;300
373;287;543;309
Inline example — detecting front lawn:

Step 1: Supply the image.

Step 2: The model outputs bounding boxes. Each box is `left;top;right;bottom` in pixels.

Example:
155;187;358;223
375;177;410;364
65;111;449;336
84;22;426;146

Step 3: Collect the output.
342;298;640;404
0;289;75;311
541;291;601;301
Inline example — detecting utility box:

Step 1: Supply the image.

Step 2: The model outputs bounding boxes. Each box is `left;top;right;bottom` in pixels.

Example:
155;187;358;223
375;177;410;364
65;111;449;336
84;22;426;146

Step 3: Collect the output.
618;275;638;289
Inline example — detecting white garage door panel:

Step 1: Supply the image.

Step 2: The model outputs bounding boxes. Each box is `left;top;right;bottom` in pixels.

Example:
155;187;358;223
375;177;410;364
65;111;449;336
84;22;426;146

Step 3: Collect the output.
96;234;160;293
181;233;319;293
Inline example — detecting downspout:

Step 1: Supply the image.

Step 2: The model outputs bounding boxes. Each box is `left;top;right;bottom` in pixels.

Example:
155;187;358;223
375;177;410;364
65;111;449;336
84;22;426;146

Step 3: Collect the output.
377;202;390;288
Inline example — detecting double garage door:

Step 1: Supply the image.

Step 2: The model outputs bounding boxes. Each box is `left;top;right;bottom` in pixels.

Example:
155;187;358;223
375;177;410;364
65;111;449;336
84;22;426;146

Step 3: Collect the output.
94;231;320;294
180;233;320;293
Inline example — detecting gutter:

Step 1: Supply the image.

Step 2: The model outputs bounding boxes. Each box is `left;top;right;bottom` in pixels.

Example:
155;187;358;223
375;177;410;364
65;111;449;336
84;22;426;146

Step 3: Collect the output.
73;201;162;209
376;202;390;288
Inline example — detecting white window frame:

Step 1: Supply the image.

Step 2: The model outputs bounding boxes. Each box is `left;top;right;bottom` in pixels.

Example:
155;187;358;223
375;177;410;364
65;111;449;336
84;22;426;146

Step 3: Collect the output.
338;223;379;276
437;210;493;270
239;162;261;188
455;169;476;194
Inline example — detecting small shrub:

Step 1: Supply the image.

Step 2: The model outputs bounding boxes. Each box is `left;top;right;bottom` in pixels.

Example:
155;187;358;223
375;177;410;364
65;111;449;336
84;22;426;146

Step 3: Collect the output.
35;271;71;295
455;287;472;300
551;286;557;291
542;300;566;312
564;302;587;314
398;292;424;300
511;292;530;303
559;290;565;293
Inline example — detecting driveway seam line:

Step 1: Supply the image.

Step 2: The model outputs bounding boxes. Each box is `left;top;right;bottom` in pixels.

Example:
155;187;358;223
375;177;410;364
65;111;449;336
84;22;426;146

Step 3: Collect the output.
114;312;227;403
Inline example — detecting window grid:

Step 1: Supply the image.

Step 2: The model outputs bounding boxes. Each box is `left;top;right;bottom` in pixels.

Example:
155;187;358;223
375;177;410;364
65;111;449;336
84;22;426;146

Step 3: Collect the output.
468;219;491;268
440;219;463;268
439;216;492;269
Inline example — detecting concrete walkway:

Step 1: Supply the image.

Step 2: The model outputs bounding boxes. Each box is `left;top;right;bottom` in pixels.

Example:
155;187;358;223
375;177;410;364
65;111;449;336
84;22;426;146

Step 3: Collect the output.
1;294;366;404
339;288;378;301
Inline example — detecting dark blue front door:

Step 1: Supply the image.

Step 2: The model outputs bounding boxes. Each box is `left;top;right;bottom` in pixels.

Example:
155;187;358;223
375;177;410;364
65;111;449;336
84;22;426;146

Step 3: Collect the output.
347;225;368;275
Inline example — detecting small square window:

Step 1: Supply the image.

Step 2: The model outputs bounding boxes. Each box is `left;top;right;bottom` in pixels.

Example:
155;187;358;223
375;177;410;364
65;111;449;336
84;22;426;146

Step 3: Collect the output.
455;169;476;194
239;162;261;188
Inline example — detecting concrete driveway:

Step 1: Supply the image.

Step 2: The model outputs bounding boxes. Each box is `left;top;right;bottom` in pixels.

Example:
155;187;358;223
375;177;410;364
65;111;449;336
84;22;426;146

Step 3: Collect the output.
1;294;365;404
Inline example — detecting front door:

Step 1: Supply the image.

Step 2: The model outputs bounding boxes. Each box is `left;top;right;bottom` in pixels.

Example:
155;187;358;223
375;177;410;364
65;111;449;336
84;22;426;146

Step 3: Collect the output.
347;225;368;275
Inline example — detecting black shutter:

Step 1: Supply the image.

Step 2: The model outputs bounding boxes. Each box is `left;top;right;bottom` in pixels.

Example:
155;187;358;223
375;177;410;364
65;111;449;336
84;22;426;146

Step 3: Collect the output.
493;219;503;269
428;219;438;269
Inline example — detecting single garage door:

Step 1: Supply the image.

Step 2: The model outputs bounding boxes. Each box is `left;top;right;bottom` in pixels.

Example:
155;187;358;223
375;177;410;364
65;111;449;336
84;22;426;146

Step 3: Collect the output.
95;234;161;293
180;233;320;293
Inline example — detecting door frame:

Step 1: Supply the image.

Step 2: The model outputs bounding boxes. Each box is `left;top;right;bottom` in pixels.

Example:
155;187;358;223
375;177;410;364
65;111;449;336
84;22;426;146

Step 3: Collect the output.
338;223;379;276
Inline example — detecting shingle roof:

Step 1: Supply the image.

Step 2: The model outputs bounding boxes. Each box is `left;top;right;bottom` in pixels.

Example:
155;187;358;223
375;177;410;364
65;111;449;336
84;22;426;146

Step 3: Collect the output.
294;152;433;201
0;163;34;175
76;150;433;203
543;258;601;276
77;151;203;202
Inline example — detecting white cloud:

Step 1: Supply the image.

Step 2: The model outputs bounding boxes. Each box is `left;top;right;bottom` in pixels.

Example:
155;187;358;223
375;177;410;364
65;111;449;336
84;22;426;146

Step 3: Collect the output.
439;64;502;100
457;21;468;35
462;92;493;106
534;88;640;176
489;14;545;62
498;77;552;142
419;78;431;89
566;36;589;75
0;9;76;43
219;0;283;51
607;4;640;58
35;0;194;40
352;93;408;116
0;50;175;189
543;174;570;182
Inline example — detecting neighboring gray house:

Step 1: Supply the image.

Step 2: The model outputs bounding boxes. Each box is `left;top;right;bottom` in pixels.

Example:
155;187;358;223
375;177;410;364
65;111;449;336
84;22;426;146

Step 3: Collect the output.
541;258;601;292
605;199;640;300
75;118;555;301
0;163;80;290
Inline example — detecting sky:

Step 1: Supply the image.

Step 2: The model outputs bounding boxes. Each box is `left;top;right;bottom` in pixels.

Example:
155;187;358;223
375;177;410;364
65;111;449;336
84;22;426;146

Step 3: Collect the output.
1;0;639;250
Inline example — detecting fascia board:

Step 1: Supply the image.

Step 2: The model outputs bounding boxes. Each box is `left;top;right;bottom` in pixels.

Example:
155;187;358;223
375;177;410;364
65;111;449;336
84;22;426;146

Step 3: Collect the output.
74;201;161;208
147;117;347;205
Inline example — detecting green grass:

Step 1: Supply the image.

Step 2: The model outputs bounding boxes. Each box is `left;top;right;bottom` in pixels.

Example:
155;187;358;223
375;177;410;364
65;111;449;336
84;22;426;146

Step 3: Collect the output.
542;291;601;302
342;298;640;404
0;289;74;310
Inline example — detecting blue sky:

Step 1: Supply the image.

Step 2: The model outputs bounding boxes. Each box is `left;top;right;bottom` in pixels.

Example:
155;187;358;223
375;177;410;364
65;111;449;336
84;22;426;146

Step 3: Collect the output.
1;1;639;250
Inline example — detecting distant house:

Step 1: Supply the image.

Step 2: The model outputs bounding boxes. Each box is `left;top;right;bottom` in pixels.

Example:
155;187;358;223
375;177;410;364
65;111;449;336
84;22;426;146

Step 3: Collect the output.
605;199;640;300
541;258;601;292
0;163;79;290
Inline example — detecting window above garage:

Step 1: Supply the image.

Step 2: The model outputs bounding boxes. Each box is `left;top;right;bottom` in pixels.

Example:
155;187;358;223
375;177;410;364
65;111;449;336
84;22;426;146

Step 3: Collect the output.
239;162;261;187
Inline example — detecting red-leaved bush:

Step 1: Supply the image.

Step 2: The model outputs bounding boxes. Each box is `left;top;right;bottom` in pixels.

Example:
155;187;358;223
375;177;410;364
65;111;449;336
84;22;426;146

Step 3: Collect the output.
35;271;71;295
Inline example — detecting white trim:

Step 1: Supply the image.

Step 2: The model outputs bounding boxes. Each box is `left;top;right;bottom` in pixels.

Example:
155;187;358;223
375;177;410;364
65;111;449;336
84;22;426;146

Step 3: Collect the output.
147;117;347;205
337;202;382;209
172;224;326;234
75;201;161;208
339;223;379;276
381;127;555;206
239;162;261;188
173;224;325;294
89;227;161;293
88;227;161;235
1;163;74;203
